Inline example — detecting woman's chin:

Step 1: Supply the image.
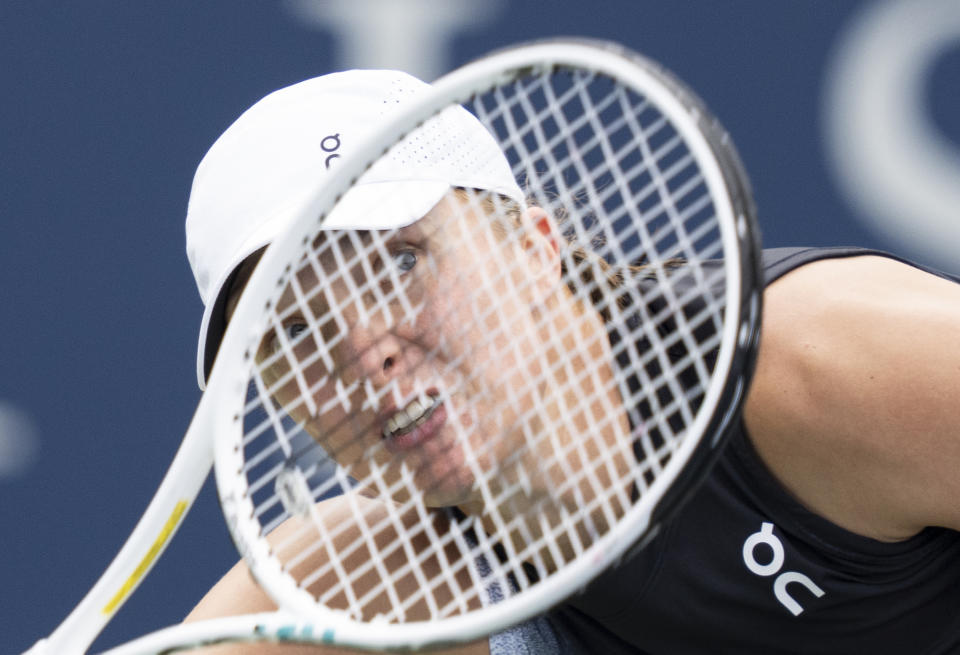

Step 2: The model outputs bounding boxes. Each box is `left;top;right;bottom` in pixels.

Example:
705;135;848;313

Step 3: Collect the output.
416;464;478;509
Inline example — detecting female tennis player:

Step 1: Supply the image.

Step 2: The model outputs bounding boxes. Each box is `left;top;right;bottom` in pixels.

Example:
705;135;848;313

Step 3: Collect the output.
182;70;960;654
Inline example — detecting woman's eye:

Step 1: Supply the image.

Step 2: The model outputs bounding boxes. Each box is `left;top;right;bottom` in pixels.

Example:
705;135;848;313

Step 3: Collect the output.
393;250;417;273
271;322;307;353
284;323;308;341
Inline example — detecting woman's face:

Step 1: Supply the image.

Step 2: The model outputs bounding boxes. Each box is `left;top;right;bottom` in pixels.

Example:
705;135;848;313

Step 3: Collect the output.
256;191;560;510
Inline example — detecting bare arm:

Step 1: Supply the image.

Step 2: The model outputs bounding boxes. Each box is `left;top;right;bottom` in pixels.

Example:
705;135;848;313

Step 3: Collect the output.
183;563;486;655
744;254;960;541
183;496;490;655
183;561;356;655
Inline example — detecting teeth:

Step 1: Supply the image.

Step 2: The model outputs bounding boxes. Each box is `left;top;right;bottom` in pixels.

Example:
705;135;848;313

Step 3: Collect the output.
406;400;424;422
395;410;412;429
382;395;438;439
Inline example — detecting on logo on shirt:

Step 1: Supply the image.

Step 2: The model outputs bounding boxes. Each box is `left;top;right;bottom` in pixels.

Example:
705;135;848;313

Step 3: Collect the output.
742;522;826;616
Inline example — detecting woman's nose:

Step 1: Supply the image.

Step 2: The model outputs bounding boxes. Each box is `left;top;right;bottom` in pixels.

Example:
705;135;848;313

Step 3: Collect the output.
341;325;403;385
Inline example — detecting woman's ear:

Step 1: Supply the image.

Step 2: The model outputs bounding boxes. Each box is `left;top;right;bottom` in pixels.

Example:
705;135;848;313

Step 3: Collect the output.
519;206;563;303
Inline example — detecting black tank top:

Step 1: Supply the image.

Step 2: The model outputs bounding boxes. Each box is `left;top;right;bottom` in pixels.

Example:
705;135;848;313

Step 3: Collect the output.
547;247;960;655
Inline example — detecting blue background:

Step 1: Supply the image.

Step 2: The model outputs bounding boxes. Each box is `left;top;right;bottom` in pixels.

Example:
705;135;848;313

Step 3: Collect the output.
1;1;957;652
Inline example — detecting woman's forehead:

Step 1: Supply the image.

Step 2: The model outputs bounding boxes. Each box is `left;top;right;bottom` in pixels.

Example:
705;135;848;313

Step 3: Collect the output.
281;229;401;306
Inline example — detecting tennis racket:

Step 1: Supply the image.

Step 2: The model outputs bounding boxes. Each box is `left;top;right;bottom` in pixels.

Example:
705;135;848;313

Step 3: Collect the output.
26;38;762;654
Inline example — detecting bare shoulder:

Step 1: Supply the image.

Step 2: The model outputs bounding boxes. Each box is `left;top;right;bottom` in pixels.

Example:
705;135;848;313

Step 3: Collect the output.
744;254;960;540
184;494;490;655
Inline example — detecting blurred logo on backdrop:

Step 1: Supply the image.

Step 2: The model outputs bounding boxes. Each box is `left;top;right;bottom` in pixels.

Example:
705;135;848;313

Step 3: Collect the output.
824;0;960;272
0;401;39;479
284;0;507;82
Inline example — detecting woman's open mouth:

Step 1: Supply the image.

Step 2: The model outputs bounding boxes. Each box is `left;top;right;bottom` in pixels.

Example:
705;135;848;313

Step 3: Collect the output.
381;392;446;452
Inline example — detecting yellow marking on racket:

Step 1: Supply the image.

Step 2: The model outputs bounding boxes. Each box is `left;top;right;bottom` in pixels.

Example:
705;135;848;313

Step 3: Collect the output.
101;500;189;616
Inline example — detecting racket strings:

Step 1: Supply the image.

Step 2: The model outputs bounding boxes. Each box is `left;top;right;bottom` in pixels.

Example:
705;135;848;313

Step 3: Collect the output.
250;214;579;454
251;226;608;486
240;214;584;616
248;274;609;616
244;205;717;490
249;253;646;536
479;71;703;266
233;67;728;624
244;262;716;620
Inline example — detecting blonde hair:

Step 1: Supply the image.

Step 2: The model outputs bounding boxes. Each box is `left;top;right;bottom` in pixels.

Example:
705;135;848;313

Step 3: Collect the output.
454;187;652;322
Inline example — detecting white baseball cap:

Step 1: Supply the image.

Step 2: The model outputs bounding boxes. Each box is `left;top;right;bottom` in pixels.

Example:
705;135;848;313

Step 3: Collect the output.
186;69;524;389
